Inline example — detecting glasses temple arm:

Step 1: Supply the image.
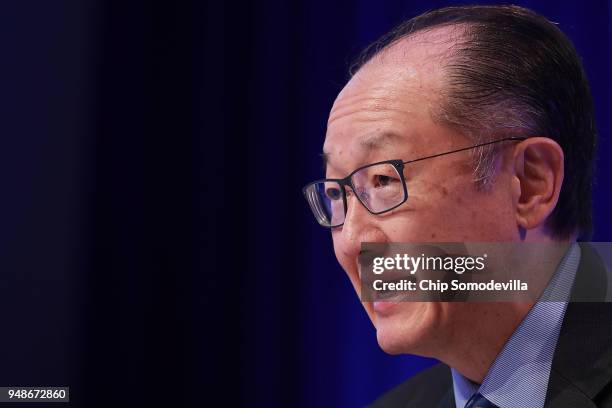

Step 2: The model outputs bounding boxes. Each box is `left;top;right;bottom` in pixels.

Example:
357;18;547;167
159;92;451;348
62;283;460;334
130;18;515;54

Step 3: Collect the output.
402;137;527;165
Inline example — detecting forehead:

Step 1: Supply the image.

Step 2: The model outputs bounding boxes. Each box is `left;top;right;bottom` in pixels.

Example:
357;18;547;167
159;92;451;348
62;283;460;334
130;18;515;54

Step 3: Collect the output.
323;27;461;173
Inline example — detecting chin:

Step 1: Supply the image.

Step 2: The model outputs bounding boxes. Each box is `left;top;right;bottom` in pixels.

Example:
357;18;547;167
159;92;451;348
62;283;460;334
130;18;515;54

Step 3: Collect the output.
376;328;412;354
374;302;439;357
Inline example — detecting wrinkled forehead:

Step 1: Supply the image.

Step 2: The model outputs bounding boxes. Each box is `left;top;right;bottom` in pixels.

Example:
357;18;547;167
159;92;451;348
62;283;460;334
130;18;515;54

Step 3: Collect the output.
323;27;459;175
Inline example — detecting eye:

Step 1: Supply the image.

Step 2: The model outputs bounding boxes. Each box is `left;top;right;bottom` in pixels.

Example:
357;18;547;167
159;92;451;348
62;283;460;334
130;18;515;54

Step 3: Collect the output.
325;187;342;200
374;174;398;187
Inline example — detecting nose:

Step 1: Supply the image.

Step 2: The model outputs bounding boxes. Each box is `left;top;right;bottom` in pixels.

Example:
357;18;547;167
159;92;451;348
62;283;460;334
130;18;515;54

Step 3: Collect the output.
336;192;388;260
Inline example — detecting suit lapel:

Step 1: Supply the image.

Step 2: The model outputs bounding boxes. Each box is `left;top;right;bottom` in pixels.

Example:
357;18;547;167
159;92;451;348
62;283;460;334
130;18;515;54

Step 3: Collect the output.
544;243;612;406
437;388;455;408
545;369;597;407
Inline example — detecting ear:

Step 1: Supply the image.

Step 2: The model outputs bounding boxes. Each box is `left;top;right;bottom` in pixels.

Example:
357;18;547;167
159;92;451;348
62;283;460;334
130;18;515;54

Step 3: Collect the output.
511;137;564;231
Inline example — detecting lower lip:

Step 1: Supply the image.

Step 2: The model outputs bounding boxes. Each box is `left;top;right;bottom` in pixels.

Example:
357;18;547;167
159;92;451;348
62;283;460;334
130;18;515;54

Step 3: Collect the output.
373;300;400;315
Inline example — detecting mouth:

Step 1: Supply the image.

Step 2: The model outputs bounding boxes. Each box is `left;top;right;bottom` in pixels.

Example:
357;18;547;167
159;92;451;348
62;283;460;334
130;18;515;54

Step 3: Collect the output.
375;287;401;300
372;299;402;315
359;257;417;301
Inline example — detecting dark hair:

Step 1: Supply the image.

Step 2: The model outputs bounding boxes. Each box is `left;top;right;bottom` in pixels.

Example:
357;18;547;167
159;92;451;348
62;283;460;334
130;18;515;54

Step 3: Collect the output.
352;5;597;240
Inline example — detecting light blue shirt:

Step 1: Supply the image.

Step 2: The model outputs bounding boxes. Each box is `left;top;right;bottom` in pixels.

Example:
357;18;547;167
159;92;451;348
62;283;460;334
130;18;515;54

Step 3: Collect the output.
451;244;581;408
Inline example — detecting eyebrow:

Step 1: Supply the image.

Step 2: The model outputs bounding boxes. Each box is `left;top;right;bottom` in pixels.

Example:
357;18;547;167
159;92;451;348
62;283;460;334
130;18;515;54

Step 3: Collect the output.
321;131;404;169
359;131;403;149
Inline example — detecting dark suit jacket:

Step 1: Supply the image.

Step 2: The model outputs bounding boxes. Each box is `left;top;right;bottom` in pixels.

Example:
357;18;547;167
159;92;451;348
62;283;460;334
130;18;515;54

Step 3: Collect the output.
369;244;612;407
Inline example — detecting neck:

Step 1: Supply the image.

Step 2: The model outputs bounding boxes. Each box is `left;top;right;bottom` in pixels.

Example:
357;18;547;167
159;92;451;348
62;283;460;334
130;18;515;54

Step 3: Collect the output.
439;301;533;383
437;237;572;383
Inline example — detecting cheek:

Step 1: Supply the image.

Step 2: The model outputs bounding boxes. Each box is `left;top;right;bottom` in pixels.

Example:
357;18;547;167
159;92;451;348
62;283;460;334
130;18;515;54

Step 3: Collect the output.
437;187;517;240
379;185;516;242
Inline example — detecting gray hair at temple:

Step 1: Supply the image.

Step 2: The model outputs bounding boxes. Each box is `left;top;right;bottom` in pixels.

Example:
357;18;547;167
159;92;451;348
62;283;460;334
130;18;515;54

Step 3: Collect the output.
350;5;597;240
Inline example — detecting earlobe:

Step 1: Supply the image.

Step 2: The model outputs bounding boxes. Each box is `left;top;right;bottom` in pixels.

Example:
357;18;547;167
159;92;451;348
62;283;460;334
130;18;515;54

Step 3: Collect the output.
513;137;564;231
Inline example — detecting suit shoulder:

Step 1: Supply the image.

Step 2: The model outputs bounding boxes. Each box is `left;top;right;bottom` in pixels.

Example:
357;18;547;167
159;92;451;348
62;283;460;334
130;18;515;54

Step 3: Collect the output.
368;363;453;408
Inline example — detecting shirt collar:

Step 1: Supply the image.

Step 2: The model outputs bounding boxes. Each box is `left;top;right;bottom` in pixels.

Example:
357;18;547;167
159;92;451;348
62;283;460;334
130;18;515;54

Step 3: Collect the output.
451;244;580;408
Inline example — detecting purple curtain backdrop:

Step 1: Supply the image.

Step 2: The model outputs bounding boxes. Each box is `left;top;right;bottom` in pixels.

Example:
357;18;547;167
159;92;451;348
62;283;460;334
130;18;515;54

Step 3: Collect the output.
0;1;609;407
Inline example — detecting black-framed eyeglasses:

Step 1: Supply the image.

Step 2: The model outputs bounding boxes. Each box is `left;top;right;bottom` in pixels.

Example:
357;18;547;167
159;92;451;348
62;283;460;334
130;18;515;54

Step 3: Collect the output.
302;137;526;227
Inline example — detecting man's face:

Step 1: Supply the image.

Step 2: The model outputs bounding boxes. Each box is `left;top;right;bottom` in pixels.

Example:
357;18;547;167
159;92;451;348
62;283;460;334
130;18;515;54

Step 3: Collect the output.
324;32;521;357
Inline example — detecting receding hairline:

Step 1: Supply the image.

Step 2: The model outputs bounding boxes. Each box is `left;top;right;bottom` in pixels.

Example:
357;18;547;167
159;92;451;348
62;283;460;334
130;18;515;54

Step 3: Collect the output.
349;23;473;130
353;22;472;77
324;25;474;174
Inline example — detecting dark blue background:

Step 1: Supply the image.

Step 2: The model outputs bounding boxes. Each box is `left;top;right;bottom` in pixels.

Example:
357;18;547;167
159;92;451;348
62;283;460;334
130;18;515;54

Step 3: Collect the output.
0;1;609;407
